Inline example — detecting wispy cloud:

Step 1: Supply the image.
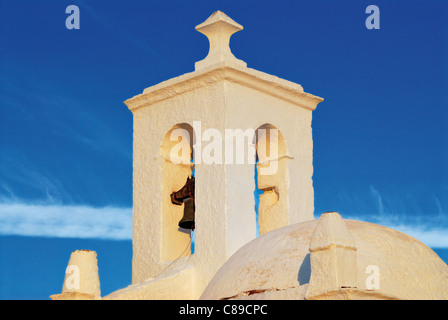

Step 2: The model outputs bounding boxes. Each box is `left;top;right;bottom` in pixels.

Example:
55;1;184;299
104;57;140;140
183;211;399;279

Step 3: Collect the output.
336;184;448;248
0;201;132;240
343;213;448;248
1;198;447;248
0;151;77;204
369;185;384;216
0;75;132;160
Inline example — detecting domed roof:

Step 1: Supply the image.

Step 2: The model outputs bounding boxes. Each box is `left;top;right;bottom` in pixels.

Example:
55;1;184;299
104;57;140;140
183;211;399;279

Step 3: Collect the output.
200;212;448;300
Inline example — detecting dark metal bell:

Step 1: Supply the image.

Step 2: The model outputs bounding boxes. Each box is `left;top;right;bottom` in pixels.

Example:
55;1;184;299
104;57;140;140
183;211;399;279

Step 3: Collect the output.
178;198;195;230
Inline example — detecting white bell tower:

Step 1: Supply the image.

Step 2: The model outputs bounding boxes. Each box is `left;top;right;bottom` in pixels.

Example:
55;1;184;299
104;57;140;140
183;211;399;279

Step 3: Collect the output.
119;11;323;299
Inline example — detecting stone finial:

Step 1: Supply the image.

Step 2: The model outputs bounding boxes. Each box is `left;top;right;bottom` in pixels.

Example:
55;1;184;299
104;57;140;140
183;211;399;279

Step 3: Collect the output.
306;212;358;299
195;11;247;70
309;212;356;251
50;250;101;300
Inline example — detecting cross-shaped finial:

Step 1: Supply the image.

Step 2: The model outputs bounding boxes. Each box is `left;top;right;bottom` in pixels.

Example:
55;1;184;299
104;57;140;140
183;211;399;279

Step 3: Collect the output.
195;11;247;70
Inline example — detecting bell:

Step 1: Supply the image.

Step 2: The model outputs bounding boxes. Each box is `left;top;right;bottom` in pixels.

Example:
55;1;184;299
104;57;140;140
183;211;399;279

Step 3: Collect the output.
178;198;195;230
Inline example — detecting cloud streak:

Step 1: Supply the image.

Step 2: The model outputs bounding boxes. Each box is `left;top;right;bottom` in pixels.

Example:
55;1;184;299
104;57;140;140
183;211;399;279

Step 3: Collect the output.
0;201;132;240
343;213;448;248
316;184;448;248
1;199;448;248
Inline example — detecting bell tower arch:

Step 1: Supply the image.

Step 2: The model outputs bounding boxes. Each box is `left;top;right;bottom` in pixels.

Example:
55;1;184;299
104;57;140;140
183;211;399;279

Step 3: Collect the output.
161;123;194;262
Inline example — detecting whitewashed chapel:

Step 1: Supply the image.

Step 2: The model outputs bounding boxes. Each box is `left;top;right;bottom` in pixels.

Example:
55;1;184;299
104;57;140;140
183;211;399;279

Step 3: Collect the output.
51;11;448;300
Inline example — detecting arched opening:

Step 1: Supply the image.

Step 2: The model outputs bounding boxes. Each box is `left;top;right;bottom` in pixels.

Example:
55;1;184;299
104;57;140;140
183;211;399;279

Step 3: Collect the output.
161;123;195;261
254;124;289;236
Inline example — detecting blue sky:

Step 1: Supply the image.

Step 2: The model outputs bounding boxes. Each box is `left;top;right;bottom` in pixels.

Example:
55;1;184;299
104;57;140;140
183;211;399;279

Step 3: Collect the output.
0;0;447;299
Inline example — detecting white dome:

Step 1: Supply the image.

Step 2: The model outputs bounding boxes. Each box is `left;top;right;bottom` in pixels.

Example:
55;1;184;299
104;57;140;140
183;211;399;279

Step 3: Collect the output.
201;213;448;300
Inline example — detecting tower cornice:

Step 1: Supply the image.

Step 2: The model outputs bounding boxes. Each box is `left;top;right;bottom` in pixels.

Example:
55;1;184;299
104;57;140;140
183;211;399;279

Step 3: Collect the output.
124;61;323;113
